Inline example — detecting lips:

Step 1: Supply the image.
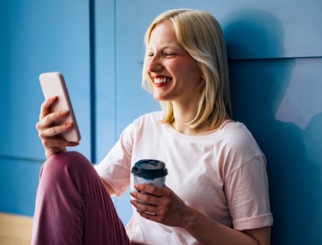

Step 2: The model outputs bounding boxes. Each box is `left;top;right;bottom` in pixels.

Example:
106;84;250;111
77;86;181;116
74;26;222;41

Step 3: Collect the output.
154;77;170;84
153;76;172;87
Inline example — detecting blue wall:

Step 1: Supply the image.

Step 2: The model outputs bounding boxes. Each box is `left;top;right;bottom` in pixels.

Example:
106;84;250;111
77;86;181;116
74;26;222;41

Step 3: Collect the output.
1;1;322;244
0;0;91;216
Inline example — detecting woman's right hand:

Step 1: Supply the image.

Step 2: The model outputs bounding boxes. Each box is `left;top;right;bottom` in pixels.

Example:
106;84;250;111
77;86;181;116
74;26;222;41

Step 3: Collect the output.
36;96;79;158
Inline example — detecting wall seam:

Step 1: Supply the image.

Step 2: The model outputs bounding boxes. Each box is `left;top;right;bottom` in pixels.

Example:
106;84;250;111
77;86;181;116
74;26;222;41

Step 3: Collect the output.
113;0;117;143
0;155;44;163
89;0;96;163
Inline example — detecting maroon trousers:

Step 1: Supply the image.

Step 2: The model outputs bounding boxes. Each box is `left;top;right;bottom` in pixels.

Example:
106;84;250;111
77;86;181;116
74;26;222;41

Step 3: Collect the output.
31;151;130;245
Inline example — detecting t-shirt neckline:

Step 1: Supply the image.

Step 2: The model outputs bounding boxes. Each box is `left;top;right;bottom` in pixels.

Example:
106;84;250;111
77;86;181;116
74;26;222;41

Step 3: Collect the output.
164;119;234;141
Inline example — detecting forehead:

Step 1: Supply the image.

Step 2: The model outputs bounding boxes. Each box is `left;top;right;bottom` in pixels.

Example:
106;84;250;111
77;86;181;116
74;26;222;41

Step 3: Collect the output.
147;21;180;48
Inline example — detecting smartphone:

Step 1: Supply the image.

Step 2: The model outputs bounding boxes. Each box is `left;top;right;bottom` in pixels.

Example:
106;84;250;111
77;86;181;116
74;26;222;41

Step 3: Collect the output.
39;72;81;142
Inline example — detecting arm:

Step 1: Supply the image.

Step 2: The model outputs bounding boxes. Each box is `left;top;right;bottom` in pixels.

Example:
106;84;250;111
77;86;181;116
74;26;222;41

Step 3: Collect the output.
130;185;271;245
182;204;271;245
100;177;116;196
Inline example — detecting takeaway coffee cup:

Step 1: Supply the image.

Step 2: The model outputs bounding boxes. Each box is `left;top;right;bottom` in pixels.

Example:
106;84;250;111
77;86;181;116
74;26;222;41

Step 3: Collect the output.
131;159;168;188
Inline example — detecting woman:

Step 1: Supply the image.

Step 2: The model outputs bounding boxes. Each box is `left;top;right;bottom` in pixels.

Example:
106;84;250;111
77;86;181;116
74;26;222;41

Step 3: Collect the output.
33;9;273;245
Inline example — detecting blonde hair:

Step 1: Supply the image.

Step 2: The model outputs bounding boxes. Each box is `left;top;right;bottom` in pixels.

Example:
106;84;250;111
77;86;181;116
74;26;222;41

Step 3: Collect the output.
142;9;232;129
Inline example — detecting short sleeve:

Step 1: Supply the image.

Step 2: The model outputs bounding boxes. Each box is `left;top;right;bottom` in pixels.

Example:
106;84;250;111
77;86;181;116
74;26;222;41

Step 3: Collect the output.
94;124;134;197
224;155;273;230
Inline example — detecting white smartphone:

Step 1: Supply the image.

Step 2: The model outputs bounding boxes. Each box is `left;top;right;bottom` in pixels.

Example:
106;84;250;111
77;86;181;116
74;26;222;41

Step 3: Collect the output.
39;72;81;142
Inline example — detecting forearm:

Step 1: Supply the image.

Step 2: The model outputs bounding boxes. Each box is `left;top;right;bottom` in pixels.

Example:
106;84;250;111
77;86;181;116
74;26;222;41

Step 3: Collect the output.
181;206;267;245
130;184;270;244
100;177;116;196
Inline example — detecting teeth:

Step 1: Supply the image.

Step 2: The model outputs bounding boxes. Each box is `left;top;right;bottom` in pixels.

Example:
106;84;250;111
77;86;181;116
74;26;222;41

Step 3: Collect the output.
154;78;170;84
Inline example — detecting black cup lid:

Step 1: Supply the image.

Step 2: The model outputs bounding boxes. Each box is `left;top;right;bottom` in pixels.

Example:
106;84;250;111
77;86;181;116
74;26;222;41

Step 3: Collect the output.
131;159;168;178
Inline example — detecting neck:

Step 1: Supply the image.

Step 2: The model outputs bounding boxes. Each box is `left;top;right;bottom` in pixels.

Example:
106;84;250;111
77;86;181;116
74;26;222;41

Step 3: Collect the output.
170;102;230;136
170;120;211;136
171;103;210;135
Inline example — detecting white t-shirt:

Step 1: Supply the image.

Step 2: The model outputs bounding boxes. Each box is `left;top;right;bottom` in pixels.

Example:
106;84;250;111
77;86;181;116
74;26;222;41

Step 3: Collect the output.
95;112;273;245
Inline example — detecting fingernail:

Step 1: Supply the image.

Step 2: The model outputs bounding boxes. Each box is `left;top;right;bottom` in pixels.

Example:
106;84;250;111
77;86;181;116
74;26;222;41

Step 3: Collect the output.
60;110;69;117
66;123;74;129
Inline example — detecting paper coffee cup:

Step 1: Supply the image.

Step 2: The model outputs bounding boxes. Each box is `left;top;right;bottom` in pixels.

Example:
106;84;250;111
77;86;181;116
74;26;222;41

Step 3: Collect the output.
131;159;168;188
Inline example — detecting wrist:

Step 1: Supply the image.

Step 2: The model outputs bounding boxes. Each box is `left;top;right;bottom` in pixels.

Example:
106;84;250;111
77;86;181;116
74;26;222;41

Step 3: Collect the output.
45;147;67;159
180;205;198;231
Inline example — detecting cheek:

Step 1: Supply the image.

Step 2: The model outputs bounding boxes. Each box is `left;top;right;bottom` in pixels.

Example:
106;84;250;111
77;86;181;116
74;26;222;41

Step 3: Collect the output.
179;64;202;82
173;58;200;75
187;61;202;75
168;63;188;77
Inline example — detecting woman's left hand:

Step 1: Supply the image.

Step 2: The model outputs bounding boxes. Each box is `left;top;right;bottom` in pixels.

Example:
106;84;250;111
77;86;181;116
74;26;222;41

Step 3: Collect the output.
130;184;271;245
130;184;189;227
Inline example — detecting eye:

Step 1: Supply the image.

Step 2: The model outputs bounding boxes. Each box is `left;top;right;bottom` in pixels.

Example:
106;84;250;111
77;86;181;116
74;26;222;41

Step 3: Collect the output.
164;52;176;57
147;52;154;57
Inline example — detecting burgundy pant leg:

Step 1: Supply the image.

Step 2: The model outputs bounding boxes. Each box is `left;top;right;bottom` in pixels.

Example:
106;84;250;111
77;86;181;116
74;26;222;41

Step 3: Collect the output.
31;151;130;245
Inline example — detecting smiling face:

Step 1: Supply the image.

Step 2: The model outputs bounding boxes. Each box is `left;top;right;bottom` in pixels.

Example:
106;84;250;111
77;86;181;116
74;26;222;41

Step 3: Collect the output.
145;21;203;105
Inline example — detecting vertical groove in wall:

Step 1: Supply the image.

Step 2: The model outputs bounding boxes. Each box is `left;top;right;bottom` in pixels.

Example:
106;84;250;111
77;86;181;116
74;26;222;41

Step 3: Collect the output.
89;0;96;163
113;0;118;207
113;0;117;142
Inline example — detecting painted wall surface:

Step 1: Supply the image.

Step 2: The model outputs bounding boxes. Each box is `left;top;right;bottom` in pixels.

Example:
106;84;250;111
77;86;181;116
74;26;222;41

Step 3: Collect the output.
0;1;91;216
1;1;322;244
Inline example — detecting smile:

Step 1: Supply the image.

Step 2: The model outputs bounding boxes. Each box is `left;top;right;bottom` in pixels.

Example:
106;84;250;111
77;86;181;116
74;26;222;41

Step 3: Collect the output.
154;77;171;84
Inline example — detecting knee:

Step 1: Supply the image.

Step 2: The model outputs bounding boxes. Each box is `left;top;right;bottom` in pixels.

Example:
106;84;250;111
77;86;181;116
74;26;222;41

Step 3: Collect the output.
40;151;92;181
48;151;90;166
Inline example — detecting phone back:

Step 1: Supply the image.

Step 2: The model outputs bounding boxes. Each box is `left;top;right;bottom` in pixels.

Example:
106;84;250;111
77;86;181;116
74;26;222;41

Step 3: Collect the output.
39;72;81;142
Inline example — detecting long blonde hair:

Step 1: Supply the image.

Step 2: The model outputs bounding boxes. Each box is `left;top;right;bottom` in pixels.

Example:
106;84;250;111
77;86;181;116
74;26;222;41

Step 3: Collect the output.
142;9;232;129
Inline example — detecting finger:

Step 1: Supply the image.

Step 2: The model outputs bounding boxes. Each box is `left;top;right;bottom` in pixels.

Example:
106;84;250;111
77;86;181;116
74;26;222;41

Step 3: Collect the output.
130;190;162;207
36;110;69;130
134;184;165;196
130;199;158;214
66;141;80;147
131;201;166;224
39;97;57;120
137;208;167;224
38;122;74;139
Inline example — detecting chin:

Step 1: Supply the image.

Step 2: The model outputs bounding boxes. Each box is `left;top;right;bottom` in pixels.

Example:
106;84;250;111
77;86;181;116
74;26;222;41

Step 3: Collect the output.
153;94;168;102
153;90;175;102
153;93;161;101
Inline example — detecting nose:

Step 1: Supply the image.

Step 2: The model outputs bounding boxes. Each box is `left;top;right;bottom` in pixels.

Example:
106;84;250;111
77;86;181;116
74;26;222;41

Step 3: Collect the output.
146;54;162;72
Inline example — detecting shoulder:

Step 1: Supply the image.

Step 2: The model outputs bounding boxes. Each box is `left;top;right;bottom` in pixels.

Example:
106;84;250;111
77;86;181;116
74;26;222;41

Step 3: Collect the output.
217;120;267;181
220;120;252;137
220;121;261;151
122;111;163;136
218;120;265;165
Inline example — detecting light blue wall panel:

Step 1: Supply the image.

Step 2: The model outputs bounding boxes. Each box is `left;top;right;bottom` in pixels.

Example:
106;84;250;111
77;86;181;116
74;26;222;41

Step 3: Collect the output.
94;0;118;162
0;0;91;160
0;0;91;218
221;1;322;59
115;0;322;63
0;157;42;216
93;0;119;210
229;57;322;244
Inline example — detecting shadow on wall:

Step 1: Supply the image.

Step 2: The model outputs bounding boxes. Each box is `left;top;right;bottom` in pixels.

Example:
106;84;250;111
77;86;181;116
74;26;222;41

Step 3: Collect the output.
222;10;322;245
